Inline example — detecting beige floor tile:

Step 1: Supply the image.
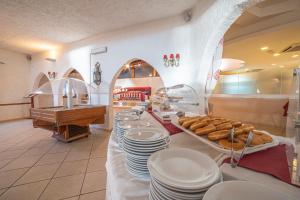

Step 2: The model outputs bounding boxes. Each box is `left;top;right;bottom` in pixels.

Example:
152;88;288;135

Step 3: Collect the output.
0;188;6;196
87;158;106;172
81;171;106;194
65;151;91;162
0;168;28;189
64;196;79;200
39;174;84;200
48;143;72;154
14;163;60;185
36;152;67;166
0;159;12;169
22;146;51;157
0;155;41;171
0;180;49;200
90;148;107;158
79;190;106;200
54;160;88;178
0;149;25;160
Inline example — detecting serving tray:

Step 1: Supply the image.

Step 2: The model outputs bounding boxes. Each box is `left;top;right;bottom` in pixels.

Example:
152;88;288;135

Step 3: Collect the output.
170;117;279;155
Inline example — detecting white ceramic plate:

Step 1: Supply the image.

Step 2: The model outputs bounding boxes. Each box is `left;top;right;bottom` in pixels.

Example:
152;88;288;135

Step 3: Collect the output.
125;128;169;142
148;148;220;190
203;181;296;200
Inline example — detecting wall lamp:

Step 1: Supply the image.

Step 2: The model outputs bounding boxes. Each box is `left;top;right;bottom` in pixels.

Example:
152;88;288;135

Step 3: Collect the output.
163;53;180;67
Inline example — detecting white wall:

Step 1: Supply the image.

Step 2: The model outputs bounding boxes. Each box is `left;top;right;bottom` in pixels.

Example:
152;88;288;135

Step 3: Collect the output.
0;49;31;121
29;0;260;129
115;77;164;95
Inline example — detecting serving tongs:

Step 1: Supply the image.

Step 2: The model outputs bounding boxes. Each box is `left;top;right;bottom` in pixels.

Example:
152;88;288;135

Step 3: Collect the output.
230;129;253;168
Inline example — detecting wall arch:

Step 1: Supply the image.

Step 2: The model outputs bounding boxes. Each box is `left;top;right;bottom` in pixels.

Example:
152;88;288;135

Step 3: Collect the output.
196;0;260;111
32;72;54;108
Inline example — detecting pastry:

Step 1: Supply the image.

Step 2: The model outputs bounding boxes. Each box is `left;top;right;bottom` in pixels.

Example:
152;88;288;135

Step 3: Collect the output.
240;124;255;133
216;122;232;131
234;128;244;135
190;120;209;131
182;118;201;128
208;130;230;141
178;117;189;125
237;133;264;146
231;121;242;128
218;139;245;150
253;131;273;143
211;119;230;126
194;124;216;135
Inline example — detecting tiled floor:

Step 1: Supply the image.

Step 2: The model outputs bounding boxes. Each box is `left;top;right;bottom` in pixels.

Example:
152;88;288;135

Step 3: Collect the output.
0;119;109;200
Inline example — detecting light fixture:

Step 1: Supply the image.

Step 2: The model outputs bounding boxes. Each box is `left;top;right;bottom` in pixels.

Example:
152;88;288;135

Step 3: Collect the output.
125;64;130;69
292;54;299;58
260;46;269;51
220;58;245;71
149;73;152;77
48;71;57;79
45;58;56;62
163;53;180;67
273;53;280;57
93;62;102;86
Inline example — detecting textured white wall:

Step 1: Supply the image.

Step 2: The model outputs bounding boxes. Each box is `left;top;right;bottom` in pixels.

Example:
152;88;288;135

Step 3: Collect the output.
29;0;261;129
0;49;31;121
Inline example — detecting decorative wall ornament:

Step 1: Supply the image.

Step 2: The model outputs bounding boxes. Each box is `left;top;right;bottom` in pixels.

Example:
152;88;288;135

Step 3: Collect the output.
163;53;180;67
48;71;57;79
93;62;102;85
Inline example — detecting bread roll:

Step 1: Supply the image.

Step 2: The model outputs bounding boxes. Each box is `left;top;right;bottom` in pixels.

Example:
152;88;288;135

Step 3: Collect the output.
208;130;230;141
231;121;242;128
194;124;216;135
240;124;255;133
218;139;245;150
216;122;232;131
190;120;208;131
182;118;201;128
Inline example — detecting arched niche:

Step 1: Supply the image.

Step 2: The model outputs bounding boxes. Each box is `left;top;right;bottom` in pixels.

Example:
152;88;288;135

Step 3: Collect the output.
32;73;54;108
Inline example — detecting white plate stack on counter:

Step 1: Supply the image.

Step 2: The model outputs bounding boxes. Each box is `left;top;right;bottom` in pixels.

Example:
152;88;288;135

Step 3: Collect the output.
114;114;139;147
122;128;170;178
117;120;152;148
147;148;222;200
113;110;139;131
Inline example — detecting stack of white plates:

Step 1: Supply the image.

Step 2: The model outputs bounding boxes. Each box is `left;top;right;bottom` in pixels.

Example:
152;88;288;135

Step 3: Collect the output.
203;181;294;200
115;115;139;146
123;128;170;178
113;110;138;132
117;120;152;147
148;148;221;200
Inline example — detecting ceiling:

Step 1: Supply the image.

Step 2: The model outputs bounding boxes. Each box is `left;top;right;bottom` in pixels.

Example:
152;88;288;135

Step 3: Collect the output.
223;0;300;70
0;0;199;55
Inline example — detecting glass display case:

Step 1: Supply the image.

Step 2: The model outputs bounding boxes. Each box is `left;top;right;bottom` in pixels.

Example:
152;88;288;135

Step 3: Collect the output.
152;84;200;115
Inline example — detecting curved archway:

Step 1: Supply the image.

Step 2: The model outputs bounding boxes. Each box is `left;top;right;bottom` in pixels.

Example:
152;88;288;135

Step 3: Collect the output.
32;73;54;108
61;68;89;105
107;58;165;129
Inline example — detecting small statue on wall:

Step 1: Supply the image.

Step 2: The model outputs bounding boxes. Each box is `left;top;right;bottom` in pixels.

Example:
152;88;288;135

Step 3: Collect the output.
93;62;102;85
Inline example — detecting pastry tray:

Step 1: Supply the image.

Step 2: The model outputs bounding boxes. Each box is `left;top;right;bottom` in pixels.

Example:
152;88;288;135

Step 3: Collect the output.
170;116;279;155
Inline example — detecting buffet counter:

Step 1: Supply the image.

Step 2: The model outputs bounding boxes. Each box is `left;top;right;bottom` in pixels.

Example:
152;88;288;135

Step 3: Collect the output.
105;112;222;200
105;112;300;200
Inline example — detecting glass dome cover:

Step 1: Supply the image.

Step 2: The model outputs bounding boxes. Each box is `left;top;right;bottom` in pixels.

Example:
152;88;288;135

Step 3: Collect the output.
154;84;200;114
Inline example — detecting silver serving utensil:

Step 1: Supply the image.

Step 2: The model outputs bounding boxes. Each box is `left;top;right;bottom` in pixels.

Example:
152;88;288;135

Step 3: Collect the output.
234;131;254;167
230;128;235;168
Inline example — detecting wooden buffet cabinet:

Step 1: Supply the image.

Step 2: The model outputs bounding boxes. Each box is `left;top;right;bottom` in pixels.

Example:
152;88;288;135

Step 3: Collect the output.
30;105;106;142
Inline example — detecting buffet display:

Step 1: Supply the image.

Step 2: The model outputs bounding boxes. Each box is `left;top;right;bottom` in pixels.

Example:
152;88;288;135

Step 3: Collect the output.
31;77;106;142
172;114;278;154
31;105;106;142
